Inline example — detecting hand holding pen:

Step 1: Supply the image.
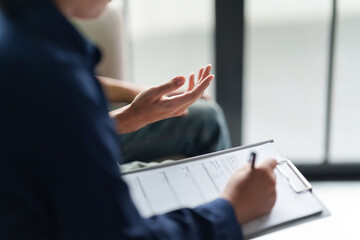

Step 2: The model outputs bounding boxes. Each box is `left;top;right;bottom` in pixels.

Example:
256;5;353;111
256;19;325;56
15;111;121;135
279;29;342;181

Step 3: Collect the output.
221;153;277;225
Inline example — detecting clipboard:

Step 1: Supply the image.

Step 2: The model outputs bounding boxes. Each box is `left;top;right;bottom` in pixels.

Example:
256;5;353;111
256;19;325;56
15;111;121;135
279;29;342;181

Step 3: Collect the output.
247;194;330;239
122;140;330;239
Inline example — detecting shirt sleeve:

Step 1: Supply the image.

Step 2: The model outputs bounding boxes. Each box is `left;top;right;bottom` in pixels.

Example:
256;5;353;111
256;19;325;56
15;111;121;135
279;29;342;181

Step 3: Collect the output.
6;65;244;240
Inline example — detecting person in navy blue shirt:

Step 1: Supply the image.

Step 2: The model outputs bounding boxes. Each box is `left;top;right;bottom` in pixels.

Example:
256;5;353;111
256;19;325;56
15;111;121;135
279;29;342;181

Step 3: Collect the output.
0;0;277;239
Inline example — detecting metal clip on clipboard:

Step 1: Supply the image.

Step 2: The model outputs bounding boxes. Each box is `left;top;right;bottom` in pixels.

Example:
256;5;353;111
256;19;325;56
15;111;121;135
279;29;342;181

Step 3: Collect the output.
276;160;312;193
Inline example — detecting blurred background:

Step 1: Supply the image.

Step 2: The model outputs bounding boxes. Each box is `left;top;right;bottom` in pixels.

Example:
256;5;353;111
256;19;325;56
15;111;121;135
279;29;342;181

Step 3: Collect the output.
74;0;360;238
126;0;360;165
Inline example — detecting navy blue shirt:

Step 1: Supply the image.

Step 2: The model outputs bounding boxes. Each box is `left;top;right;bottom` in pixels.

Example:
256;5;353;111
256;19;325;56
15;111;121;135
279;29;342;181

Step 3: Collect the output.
0;1;243;239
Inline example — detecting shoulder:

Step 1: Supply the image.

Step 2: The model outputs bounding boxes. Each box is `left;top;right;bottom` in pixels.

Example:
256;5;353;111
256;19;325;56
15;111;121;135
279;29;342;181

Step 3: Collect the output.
0;27;103;125
1;18;85;90
1;27;76;71
0;11;110;134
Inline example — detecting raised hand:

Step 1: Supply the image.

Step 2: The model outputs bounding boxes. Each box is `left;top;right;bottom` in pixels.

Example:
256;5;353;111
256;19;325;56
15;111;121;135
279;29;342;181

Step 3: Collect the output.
110;65;214;133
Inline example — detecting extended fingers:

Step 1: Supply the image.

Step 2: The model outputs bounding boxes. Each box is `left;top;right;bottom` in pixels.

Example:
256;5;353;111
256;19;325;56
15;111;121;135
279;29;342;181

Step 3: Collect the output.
170;74;214;105
152;76;186;98
198;67;204;82
186;74;213;100
187;73;195;91
198;64;212;84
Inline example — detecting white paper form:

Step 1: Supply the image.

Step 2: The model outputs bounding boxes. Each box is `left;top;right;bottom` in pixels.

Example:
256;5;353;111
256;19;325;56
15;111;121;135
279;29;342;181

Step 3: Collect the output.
122;142;323;236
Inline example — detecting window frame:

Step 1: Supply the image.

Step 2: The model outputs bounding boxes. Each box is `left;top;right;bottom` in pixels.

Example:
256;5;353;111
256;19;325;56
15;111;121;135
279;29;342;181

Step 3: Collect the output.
215;0;360;180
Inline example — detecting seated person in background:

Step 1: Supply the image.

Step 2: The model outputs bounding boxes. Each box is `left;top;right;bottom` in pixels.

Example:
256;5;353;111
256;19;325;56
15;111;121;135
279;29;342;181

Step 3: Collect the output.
98;64;231;165
0;0;277;239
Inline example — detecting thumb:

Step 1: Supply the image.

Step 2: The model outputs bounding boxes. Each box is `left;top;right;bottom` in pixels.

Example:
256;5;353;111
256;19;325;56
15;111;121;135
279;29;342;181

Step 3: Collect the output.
153;76;185;97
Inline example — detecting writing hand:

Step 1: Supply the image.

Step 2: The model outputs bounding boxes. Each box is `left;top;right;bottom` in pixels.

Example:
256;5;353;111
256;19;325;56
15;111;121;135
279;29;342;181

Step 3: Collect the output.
221;158;277;225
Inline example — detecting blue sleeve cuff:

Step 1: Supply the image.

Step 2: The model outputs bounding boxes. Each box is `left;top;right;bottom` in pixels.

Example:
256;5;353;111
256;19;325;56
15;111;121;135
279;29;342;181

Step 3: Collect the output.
195;198;243;240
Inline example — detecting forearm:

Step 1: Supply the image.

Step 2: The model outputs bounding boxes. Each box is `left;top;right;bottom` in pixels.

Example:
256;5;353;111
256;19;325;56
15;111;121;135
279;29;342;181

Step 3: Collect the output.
146;199;243;240
97;76;145;103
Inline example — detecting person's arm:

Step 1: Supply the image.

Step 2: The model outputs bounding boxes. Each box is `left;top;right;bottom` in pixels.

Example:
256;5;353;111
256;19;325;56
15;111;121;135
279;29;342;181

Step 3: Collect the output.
5;63;238;239
97;76;145;103
145;158;277;239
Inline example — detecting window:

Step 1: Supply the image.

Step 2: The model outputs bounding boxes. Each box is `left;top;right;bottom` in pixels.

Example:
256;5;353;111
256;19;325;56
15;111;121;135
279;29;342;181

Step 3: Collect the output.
243;0;331;163
127;0;215;95
126;0;360;177
330;0;360;163
215;0;360;177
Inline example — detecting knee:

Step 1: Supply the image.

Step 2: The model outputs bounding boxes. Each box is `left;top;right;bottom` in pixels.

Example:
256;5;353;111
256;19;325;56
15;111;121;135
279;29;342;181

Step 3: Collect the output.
189;100;226;128
188;100;231;150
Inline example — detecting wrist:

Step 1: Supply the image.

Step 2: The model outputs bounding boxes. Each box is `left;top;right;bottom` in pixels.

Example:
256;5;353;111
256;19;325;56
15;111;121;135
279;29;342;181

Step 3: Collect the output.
220;195;247;225
110;104;147;133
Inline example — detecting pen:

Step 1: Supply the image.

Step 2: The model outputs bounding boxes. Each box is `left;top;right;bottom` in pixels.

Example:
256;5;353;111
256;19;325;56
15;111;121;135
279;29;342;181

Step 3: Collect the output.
249;152;256;170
